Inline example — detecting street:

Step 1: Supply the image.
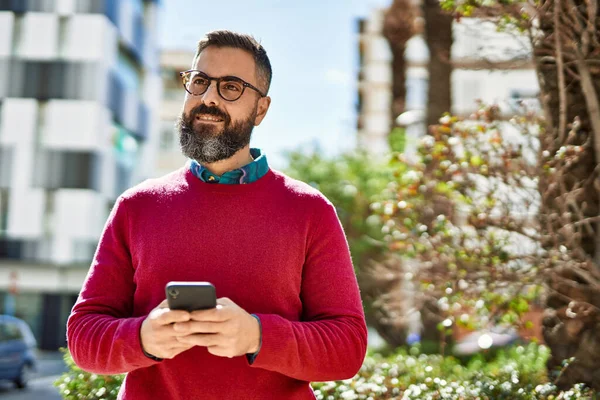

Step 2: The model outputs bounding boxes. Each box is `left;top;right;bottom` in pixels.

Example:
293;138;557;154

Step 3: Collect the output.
0;352;66;400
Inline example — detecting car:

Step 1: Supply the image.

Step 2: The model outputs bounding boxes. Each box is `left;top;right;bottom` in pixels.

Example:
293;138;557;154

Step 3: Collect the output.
453;325;520;357
0;315;37;389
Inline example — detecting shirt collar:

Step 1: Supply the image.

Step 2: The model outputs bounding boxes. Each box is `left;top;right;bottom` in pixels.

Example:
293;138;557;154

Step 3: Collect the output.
189;148;269;185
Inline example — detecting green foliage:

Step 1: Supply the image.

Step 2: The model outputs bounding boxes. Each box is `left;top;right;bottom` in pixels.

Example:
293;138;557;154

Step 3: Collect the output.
313;343;599;399
57;345;598;400
440;0;524;15
370;105;546;333
388;127;407;153
284;149;394;273
439;0;531;32
54;348;124;400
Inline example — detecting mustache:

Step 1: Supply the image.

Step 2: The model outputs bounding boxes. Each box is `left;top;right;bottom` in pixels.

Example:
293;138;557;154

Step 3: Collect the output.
187;104;229;122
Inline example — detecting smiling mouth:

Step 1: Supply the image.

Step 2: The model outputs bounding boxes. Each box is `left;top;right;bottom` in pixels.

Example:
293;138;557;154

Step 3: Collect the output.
195;114;224;123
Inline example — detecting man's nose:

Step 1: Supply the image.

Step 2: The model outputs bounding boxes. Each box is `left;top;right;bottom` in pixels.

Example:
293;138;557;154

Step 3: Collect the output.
201;81;221;107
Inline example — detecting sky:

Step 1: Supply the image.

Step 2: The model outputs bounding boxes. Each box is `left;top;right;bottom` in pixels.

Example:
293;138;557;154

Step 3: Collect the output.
159;0;391;168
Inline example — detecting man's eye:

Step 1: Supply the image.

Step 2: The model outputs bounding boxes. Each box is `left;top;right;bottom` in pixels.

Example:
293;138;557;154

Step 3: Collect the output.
223;83;240;91
193;78;208;85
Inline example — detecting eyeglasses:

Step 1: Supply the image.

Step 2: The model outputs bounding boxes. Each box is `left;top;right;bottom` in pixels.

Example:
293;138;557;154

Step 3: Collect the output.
179;70;266;102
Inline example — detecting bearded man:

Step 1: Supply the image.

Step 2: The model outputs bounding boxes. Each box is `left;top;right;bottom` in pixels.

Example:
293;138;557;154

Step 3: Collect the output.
67;30;367;400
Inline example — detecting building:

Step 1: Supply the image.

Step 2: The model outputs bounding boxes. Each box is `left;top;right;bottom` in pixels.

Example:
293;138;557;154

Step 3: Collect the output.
154;50;192;178
356;8;539;155
0;0;161;350
356;9;393;155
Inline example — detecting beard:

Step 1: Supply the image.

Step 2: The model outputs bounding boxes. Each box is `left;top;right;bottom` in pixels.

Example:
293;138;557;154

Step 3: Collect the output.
176;103;257;164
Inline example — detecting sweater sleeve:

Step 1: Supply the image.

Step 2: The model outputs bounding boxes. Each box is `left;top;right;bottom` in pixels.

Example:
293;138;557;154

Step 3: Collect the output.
67;195;160;374
250;201;368;381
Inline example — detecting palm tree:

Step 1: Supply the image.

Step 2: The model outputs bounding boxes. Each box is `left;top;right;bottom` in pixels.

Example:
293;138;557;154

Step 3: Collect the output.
423;0;453;126
382;0;418;124
379;0;455;350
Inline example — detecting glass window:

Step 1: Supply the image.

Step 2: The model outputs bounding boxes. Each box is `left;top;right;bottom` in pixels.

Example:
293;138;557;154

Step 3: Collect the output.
113;124;140;195
406;77;427;111
117;50;141;92
33;150;100;190
13;292;43;341
0;189;8;234
4;322;23;340
160;127;174;151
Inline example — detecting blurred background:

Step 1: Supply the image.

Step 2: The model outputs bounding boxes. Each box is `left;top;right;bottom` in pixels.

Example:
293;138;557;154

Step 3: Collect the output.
9;0;600;398
0;0;538;352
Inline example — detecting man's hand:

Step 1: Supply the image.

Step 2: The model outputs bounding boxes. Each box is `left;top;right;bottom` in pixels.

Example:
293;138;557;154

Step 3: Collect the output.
173;297;261;358
140;300;194;359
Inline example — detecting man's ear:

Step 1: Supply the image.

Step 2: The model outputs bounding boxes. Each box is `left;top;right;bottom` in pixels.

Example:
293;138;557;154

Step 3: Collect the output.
254;96;271;126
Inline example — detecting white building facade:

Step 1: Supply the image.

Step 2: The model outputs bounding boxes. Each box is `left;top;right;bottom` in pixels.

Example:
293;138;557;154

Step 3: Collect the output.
356;8;539;154
0;0;162;350
154;50;192;178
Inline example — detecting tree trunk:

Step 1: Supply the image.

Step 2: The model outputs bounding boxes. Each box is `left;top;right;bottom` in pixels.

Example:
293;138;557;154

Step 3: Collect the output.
383;0;417;124
423;0;453;126
533;0;600;389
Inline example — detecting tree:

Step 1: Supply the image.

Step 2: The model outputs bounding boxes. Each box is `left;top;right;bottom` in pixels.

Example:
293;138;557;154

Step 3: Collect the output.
383;0;454;126
380;0;455;349
284;150;406;342
383;0;418;124
437;0;600;389
423;0;454;126
371;104;546;354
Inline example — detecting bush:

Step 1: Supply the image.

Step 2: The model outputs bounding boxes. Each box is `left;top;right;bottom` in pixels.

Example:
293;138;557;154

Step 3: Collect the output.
54;348;123;400
368;106;546;348
56;344;598;400
312;343;598;400
284;148;394;274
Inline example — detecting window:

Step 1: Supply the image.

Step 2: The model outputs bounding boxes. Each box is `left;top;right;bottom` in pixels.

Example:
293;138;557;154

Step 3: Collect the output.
160;127;175;151
56;16;69;59
113;125;140;195
509;89;540;112
4;322;23;340
406;77;427;111
0;189;8;235
117;48;141;92
43;190;55;237
33;150;101;190
0;321;24;342
0;147;12;188
11;14;23;55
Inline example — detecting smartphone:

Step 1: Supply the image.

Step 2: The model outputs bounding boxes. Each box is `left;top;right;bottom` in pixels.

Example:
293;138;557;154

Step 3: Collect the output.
165;281;217;312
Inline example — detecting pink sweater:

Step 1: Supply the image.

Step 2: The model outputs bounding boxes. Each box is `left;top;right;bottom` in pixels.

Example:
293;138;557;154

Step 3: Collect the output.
67;167;367;399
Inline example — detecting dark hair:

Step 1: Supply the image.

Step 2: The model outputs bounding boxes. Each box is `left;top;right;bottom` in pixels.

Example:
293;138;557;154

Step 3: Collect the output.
194;30;272;95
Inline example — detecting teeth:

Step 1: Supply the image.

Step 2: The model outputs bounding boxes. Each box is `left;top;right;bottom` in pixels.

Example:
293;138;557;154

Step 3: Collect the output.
197;115;222;122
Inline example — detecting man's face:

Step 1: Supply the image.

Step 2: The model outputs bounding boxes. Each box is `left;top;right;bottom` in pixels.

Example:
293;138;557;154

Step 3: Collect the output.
177;46;270;164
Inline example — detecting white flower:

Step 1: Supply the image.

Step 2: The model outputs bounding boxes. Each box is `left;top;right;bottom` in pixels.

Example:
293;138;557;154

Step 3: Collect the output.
341;390;358;400
420;135;436;147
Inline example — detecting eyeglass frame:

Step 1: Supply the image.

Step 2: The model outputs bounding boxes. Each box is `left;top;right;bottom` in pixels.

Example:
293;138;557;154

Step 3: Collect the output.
179;70;267;101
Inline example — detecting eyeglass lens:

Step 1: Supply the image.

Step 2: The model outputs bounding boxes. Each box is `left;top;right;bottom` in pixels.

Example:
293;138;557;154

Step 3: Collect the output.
183;71;244;101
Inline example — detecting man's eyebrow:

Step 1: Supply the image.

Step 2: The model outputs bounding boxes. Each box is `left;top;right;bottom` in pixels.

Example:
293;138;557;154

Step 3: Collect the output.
219;75;245;82
195;70;247;82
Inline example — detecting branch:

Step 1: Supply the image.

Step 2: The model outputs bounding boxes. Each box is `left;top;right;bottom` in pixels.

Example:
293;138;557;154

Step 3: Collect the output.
554;1;568;143
574;54;600;178
585;0;599;48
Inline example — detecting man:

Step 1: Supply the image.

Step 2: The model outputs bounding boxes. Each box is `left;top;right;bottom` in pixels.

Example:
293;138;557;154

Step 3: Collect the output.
67;30;367;399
